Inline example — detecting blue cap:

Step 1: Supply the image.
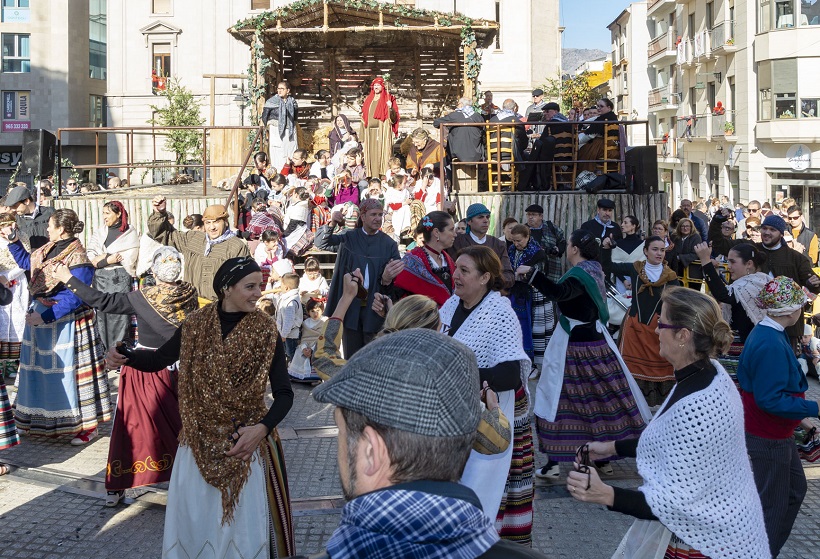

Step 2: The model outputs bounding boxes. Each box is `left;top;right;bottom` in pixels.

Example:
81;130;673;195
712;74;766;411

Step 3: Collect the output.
466;203;491;221
762;214;787;235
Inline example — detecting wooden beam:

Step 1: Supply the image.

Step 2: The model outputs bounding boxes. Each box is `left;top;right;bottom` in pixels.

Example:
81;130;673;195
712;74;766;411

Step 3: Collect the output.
329;48;338;117
260;24;483;34
462;42;473;100
209;76;216;125
413;47;422;123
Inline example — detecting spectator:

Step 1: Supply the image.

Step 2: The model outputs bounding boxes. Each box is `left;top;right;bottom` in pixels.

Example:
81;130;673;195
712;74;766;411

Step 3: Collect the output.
308;149;335;181
406;128;443;177
580;197;623;241
433;97;485;190
787;205;818;265
298;256;329;300
447;203;514;289
2;184;55;250
679;199;708;241
276;273;302;362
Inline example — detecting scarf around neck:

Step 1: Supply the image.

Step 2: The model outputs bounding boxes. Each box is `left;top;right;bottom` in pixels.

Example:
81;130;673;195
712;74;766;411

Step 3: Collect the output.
141;281;199;327
203;228;237;256
634;260;677;295
458;105;476;118
593;215;615;237
508;237;541;270
726;272;770;325
326;486;499;559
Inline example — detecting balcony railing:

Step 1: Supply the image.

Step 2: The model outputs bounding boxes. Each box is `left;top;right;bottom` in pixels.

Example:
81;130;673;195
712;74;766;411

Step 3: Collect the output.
676;114;708;139
648;29;675;59
711;20;736;52
711;110;736;137
648;86;681;108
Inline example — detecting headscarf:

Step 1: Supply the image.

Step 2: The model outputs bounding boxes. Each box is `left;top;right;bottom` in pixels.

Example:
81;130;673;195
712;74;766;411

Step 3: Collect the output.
361;77;400;137
107;201;129;233
356;198;383;229
329;113;355;153
151;246;183;283
213;257;261;298
756;276;807;316
464;203;490;234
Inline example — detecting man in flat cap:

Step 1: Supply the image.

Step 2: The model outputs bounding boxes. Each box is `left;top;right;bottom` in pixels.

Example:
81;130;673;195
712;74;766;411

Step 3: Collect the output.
291;329;548;559
148;196;249;301
580;198;623;242
3;184;54;250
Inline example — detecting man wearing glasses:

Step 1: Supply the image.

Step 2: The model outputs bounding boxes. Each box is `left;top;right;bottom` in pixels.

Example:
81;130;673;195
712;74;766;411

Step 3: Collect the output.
787;205;818;265
738;200;762;237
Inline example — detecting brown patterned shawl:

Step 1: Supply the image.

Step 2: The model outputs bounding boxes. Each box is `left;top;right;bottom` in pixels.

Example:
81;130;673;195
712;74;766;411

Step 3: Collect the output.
141;281;199;327
177;303;277;524
29;239;90;297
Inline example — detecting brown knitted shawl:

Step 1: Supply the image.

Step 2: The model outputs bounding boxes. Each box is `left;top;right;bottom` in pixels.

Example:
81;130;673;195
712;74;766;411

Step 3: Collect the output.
177;302;277;524
29;239;90;297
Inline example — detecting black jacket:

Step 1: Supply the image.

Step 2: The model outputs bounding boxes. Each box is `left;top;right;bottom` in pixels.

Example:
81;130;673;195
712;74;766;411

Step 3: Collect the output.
433;110;486;163
16;205;54;250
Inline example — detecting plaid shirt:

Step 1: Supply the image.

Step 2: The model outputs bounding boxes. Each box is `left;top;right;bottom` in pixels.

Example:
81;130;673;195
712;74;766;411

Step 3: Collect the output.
530;221;566;283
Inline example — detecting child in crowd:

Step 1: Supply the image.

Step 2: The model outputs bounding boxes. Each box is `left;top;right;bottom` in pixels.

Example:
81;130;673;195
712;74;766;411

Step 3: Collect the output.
455;218;468;235
257;298;276;317
288;298;326;383
254;229;286;285
361;177;385;203
384;175;411;240
298;257;329;301
332;170;359;206
268;173;289;205
283;186;311;237
263;259;296;303
342;148;368;186
385;156;404;181
800;323;820;379
275;273;303;361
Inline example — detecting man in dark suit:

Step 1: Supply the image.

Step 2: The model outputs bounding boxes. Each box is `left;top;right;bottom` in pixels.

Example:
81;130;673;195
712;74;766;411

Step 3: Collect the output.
433;97;486;190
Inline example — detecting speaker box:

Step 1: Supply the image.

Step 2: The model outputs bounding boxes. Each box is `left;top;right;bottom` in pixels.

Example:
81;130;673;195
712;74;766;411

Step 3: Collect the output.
22;129;57;178
624;146;659;194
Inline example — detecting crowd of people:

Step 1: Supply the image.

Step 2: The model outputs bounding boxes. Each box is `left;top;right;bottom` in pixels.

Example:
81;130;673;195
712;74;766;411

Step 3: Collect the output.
0;82;819;558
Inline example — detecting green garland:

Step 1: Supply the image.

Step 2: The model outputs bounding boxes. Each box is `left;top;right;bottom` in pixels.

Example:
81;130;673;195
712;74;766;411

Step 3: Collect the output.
238;0;486;122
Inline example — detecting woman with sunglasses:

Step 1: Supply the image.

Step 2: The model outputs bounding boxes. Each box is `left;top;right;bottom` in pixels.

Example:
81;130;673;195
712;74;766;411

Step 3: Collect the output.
567;287;769;558
517;230;649;481
603;235;680;407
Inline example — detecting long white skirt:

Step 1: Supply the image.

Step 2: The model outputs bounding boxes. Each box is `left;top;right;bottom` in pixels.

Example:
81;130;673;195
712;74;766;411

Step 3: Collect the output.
460;388;515;521
163;445;270;559
268;123;299;172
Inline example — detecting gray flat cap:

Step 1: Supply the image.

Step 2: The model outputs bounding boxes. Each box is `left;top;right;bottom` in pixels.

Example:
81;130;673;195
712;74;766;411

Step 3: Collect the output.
313;328;481;437
3;185;32;207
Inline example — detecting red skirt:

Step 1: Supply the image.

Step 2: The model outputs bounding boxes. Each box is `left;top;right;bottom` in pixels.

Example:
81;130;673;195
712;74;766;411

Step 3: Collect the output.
105;365;181;491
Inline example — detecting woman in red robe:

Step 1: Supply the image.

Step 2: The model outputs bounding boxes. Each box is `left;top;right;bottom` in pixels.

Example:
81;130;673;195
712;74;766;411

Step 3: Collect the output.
360;77;399;178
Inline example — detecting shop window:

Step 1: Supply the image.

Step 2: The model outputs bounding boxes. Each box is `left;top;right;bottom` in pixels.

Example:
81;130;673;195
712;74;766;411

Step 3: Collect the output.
1;33;30;73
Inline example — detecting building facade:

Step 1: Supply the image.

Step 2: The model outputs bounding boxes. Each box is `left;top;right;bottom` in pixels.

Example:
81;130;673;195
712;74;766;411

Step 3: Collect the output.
105;0;561;176
642;0;820;227
0;0;107;188
608;2;650;147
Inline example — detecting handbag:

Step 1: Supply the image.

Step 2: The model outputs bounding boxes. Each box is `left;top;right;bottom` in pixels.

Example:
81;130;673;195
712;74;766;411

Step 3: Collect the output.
612;520;672;559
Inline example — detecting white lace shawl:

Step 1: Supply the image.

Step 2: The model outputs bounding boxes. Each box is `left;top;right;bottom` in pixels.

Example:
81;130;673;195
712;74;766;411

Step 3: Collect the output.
637;361;769;558
439;290;531;393
725;272;769;326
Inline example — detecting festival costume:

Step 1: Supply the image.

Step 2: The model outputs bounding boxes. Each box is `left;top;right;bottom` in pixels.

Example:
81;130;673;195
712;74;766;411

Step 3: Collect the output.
439;290;534;544
0;241;27;376
0;281;17;451
8;238;112;436
64;276;198;491
360;78;399;179
530;262;650;462
393;246;455;307
126;304;295;559
529;222;565;370
328;114;359;156
262;94;299;171
86;223;140;349
612;362;769;559
148;211;249;301
406;138;444;175
383;187;411;240
604;251;680;406
508;238;546;360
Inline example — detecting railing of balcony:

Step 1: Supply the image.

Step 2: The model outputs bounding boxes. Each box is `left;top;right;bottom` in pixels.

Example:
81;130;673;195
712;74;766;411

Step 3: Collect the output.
648;27;675;58
711;110;736;136
676;114;709;138
649;86;680;107
711;20;735;49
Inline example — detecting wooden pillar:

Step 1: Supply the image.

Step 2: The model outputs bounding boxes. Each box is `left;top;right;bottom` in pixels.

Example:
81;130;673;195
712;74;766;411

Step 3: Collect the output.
462;43;474;101
413;47;422;123
209;75;216;126
329;48;338;117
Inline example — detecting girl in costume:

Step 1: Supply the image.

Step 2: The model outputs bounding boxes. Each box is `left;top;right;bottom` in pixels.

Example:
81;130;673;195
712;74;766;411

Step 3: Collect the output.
519;230;650;480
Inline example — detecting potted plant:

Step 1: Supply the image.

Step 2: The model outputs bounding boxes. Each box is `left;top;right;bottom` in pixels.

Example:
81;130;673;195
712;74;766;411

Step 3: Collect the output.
723;121;735;135
726;38;735;46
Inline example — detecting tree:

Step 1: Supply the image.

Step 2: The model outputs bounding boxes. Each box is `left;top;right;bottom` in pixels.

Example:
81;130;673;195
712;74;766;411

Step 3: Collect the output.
542;72;596;114
148;78;205;168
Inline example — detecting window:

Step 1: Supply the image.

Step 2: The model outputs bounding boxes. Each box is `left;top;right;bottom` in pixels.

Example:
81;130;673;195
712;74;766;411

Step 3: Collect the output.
758;58;798;119
689;86;697;114
2;90;31;132
708;82;717;109
2;0;30;5
152;0;171;14
152;43;171;93
251;0;269;9
707;2;714;29
688;13;696;40
1;34;30;73
89;0;106;80
760;0;799;30
804;0;820;25
801;98;819;117
494;1;501;50
89;95;106;127
2;0;29;21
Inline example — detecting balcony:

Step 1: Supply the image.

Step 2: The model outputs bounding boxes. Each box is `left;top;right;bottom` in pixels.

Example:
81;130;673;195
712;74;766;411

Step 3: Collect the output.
619;43;627;65
677;39;693;68
711;20;737;54
648;0;677;18
676;114;709;139
648;28;677;65
648;86;681;112
712;110;737;140
757;118;820;143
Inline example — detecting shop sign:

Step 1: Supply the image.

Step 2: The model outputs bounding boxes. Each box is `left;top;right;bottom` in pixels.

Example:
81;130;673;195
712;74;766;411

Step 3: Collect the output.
0;149;22;169
1;91;30;132
786;144;812;171
2;7;30;23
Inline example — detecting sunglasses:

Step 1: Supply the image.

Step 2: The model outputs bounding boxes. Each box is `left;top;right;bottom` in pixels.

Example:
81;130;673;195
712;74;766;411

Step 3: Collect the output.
749;208;761;212
575;444;592;490
657;320;684;330
788;215;802;221
747;226;761;232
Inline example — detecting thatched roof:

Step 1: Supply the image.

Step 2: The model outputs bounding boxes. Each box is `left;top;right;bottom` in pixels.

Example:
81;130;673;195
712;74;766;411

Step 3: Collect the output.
230;0;498;50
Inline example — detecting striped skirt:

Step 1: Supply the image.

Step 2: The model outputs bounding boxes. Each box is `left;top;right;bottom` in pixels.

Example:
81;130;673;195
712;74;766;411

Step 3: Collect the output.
496;385;534;546
536;339;646;461
531;292;555;370
664;535;709;558
15;304;112;436
0;375;18;450
717;339;743;389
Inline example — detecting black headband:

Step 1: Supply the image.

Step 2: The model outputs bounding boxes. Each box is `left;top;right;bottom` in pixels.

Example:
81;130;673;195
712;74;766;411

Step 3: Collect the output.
213;257;261;296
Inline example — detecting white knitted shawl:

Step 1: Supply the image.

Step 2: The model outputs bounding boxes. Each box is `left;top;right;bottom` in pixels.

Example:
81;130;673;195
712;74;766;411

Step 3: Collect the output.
637;361;769;558
440;290;531;392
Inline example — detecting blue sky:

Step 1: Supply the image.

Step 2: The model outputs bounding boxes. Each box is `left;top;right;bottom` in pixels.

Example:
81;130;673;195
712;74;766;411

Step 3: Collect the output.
560;0;633;52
